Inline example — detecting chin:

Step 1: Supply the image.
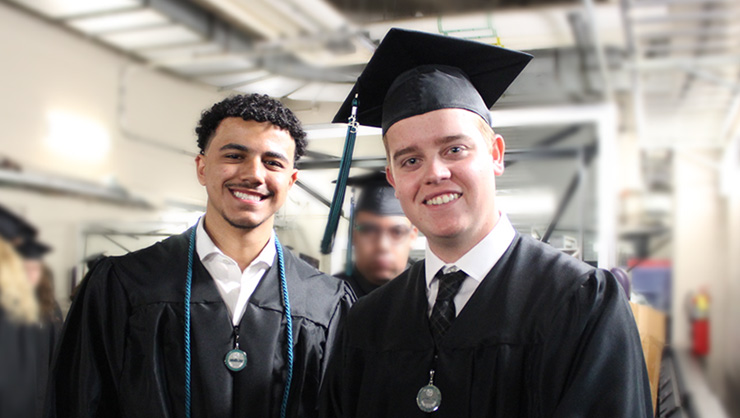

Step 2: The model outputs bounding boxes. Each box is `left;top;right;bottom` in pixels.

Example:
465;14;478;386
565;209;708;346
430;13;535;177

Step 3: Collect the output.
423;224;465;240
378;275;394;283
222;212;266;230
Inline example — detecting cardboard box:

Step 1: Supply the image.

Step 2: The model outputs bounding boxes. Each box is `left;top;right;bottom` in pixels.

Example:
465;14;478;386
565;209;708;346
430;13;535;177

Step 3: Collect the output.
630;302;666;415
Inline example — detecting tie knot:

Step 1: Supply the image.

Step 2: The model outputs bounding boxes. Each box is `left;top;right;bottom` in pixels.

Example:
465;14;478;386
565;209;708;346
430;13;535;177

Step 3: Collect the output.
435;269;466;301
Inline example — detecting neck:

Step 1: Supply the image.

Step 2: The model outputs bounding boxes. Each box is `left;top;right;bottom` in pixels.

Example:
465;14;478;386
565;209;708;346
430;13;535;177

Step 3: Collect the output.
428;211;500;264
202;211;273;271
355;266;389;287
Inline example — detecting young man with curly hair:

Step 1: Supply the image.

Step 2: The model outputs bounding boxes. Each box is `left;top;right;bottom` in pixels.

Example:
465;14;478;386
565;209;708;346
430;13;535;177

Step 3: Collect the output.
46;94;353;418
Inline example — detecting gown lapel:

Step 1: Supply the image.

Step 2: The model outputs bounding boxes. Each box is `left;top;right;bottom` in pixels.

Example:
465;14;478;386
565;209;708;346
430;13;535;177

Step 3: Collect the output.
440;234;522;348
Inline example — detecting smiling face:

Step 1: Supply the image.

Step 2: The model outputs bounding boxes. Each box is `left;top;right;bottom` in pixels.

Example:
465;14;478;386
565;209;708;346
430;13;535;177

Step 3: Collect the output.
384;108;505;260
196;117;297;234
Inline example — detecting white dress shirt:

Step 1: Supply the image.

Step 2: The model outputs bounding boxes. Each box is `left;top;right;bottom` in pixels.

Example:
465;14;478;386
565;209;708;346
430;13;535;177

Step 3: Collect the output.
424;212;516;316
196;217;276;326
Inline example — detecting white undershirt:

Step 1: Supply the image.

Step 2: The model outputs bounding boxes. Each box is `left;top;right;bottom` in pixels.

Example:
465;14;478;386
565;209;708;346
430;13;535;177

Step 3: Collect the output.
424;212;516;316
195;217;275;326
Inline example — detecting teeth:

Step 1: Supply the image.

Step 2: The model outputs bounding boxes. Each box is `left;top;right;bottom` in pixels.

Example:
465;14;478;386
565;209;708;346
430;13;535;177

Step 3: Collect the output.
425;193;460;206
233;191;262;201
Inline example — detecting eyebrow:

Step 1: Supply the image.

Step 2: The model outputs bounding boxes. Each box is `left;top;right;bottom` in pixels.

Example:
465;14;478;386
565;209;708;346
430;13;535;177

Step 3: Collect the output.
391;145;421;163
219;143;291;164
390;134;469;162
220;143;248;152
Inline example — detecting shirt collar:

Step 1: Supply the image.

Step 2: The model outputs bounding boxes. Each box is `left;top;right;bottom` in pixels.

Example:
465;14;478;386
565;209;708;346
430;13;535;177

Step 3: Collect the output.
195;216;276;269
425;212;516;288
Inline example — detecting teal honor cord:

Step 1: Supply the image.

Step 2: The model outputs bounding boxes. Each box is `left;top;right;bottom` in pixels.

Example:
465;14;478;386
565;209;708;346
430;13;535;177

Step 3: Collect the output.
184;226;294;418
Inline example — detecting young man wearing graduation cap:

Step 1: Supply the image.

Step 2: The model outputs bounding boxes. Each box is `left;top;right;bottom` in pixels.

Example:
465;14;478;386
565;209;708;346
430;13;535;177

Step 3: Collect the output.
321;29;652;418
334;172;417;298
46;94;354;418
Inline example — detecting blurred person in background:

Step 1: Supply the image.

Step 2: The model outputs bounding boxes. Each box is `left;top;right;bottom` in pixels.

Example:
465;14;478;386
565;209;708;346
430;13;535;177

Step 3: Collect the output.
0;237;42;418
18;239;64;415
335;172;417;298
36;264;64;332
17;239;63;329
0;205;62;418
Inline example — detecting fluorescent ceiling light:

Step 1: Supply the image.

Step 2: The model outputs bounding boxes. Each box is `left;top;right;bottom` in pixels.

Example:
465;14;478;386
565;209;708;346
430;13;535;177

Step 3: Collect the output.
164;55;255;76
199;70;271;88
287;0;346;31
100;24;202;50
66;9;168;34
135;43;223;61
234;75;305;98
10;0;142;18
199;0;282;39
287;82;353;103
46;111;110;161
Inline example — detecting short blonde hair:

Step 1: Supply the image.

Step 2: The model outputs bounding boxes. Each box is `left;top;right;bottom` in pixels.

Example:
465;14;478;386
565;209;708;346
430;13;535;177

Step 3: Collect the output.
382;113;496;159
0;239;39;324
474;116;496;149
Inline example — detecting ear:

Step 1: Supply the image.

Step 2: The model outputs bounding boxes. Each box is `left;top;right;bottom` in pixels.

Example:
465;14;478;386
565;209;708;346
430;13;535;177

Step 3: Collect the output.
409;226;419;242
491;134;505;176
385;165;396;189
196;153;207;186
288;168;298;187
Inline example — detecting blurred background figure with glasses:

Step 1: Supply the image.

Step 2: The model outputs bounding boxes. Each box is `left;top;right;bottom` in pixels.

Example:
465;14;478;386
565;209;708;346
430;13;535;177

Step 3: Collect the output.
335;172;417;299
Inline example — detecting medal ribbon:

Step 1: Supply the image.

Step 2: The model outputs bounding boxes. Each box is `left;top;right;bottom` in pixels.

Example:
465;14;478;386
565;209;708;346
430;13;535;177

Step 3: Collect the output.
184;225;294;418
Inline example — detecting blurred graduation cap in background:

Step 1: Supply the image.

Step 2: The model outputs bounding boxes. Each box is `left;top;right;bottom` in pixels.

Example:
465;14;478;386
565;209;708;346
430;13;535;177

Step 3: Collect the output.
321;28;532;254
0;205;38;247
17;239;52;260
344;171;404;216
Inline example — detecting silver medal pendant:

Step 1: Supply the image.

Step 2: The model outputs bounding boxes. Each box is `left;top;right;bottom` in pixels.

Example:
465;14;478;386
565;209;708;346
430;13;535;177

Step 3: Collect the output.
225;349;247;372
417;370;442;413
417;384;442;412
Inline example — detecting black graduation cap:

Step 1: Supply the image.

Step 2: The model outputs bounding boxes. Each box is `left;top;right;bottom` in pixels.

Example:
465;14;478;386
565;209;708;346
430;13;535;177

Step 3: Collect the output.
332;28;532;133
17;239;51;260
336;171;404;216
0;205;37;245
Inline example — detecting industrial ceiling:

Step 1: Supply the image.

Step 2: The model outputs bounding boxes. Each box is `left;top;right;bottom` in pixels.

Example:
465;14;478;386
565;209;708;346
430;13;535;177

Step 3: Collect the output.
4;0;739;262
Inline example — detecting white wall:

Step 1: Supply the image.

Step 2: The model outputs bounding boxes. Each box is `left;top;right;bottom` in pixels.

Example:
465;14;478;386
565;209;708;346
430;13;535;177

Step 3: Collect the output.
0;3;353;311
672;149;737;404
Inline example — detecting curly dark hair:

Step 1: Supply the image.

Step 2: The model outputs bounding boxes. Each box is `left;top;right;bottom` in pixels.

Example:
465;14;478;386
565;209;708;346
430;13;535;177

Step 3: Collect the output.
195;94;307;162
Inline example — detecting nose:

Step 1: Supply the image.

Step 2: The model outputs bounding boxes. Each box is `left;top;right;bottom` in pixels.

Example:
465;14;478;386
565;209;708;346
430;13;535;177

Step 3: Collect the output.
423;156;451;185
377;231;394;249
238;157;266;185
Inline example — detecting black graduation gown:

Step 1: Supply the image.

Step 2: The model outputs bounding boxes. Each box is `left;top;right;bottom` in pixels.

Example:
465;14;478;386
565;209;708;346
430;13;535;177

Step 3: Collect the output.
45;228;353;418
0;305;59;418
334;269;380;299
0;309;40;418
321;233;653;418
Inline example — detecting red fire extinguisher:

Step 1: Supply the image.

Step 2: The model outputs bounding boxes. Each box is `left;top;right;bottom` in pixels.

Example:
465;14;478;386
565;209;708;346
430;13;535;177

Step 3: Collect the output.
689;289;710;356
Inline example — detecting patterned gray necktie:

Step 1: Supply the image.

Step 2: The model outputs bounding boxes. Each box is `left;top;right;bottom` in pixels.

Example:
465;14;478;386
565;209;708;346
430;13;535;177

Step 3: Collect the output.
429;269;467;342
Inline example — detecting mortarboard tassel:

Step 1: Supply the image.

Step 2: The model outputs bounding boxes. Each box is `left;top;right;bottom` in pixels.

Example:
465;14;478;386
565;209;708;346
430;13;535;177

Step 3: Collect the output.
321;94;359;255
344;191;356;276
